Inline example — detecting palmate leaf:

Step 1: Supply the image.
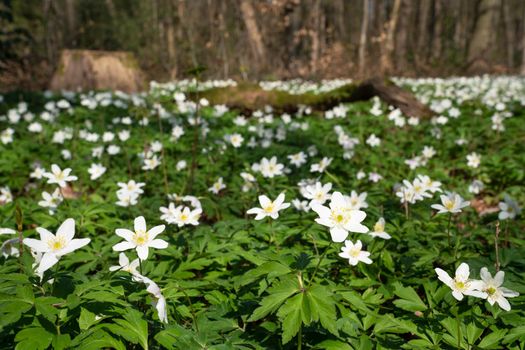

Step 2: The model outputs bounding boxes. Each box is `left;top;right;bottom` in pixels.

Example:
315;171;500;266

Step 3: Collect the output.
305;284;338;336
248;275;299;322
276;292;306;344
392;282;427;312
14;327;53;350
105;309;149;350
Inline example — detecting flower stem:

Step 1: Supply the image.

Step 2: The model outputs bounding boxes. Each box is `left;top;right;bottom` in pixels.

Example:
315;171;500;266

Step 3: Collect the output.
495;221;501;272
297;325;302;350
446;213;452;248
307;241;332;288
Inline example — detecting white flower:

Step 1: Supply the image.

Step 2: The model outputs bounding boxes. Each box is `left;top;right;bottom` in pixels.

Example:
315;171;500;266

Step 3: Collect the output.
208;177;226;194
368;218;391;239
339;240;372;266
134;274;168;323
288;152;307;167
435;263;487;301
38;189;63;214
113;216;168;260
107;145;121;155
301;182;332;205
88;163;107;180
1;128;14;144
311;191;368;242
109;252;140;274
173;206;201;227
176;160;187;171
468;180;484;194
346;190;368;210
479;267;519;311
246;193;290;220
310;157;333;173
431;192;470;214
259;156;284;178
366;134;381;147
466;152;481;168
422;146;436;159
142;155;161;171
30;166;46;179
0;186;13;204
498;195;521;220
43;164;78;188
23;218;90;277
417;175;442;193
228;133;244;148
292;199;310;212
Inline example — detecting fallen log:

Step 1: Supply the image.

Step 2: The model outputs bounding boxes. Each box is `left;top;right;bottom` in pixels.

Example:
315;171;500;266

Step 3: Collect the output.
189;77;434;118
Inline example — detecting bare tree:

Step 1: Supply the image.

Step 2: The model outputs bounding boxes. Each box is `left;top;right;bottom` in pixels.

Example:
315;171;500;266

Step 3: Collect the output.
239;1;266;63
358;0;369;75
468;0;501;70
380;0;402;74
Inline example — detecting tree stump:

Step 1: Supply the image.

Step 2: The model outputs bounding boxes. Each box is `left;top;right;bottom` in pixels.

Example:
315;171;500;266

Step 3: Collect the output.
49;50;145;93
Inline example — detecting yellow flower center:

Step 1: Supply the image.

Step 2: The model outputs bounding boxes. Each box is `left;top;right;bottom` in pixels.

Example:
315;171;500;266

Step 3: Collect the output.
180;214;188;221
454;280;465;290
264;204;275;213
349;248;360;258
444;200;455;210
133;230;149;246
48;236;66;251
487;286;496;295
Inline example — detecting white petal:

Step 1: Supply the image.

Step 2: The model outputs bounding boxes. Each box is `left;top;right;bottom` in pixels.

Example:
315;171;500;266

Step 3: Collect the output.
493;271;505;287
149;239;168;249
137;245;149;260
37;253;59;276
148;225;165;240
479;267;491;283
452;290;464;301
23;238;49;253
56;218;75;241
330;227;348;242
58;238;90;256
115;228;134;241
134;216;147;233
36;227;55;243
496;296;511;311
258;195;271;208
118;252;129;266
455;263;470;281
435;268;453;286
113;241;135;251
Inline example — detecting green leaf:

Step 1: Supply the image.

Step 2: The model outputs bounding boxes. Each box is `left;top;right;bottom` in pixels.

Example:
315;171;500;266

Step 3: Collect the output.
248;276;299;322
277;292;304;344
478;329;507;349
79;307;98;331
313;339;353;350
14;327;53;350
306;285;338;336
392;282;427;312
112;309;149;350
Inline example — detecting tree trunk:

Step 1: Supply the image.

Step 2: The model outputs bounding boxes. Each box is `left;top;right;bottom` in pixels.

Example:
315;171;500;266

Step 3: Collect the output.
502;1;514;69
522;4;525;75
310;0;321;75
468;0;501;71
358;0;369;75
417;0;431;63
380;0;402;74
239;1;266;62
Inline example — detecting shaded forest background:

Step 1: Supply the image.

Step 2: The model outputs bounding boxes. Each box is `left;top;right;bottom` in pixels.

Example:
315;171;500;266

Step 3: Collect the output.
2;0;525;91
